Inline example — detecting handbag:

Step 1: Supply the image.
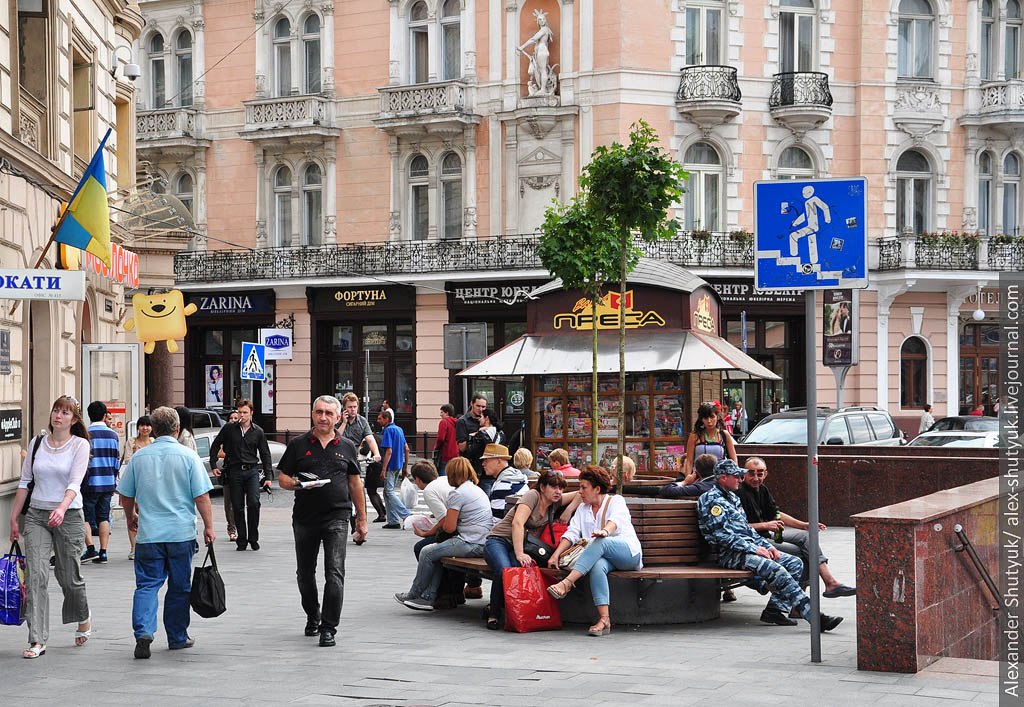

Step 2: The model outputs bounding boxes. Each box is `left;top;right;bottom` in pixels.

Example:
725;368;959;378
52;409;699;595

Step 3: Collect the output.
190;544;227;618
558;496;611;570
0;541;27;626
19;435;44;516
523;503;558;563
503;566;562;633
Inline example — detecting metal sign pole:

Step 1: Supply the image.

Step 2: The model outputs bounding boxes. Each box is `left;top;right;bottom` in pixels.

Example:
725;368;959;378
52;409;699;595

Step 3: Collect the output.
806;290;821;661
832;365;849;409
364;350;370;411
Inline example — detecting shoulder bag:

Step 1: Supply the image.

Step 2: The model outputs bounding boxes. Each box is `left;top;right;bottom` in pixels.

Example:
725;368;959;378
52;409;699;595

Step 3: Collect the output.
558;496;611;570
190;544;227;618
523;504;557;563
19;435;44;516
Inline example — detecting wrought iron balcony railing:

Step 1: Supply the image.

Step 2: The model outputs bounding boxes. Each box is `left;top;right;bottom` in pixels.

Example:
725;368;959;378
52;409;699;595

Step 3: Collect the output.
768;71;833;109
676;65;742;102
173;232;757;284
874;234;1024;271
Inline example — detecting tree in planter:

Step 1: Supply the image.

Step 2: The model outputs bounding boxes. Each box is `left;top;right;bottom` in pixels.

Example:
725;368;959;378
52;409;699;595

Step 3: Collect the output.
540;120;687;485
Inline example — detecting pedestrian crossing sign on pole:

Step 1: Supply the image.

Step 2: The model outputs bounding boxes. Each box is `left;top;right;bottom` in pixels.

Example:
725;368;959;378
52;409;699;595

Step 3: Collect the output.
241;342;266;381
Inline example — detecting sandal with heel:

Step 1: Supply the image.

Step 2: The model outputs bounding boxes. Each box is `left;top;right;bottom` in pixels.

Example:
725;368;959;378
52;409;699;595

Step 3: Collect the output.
546;578;575;600
588;618;611;637
75;617;92;647
23;644;46;659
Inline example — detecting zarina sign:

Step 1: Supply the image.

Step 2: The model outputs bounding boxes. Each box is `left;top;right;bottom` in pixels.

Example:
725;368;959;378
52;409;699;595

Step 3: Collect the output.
552;290;666;331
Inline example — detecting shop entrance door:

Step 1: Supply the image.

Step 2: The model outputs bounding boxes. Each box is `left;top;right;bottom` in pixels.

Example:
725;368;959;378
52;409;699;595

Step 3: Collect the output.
82;344;142;440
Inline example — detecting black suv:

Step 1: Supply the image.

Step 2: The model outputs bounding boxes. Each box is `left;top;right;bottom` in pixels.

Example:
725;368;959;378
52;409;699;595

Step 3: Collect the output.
742;406;905;446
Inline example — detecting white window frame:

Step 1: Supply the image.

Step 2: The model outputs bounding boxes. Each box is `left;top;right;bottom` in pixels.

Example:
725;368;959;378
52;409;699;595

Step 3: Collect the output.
148;32;166;109
1007;0;1023;80
897;0;935;80
1005;152;1022;236
779;0;816;73
440;0;462;81
409;1;430;84
273;165;293;247
776;145;816;180
408;154;430;240
979;150;993;236
175;30;193;107
981;0;995;81
683;141;723;232
273;17;292;97
895;149;933;235
302;162;323;246
174;171;194;217
439;151;463;240
684;1;724;66
302;13;322;94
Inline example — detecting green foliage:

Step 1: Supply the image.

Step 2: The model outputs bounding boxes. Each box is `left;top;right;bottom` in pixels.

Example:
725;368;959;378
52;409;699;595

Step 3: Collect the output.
536;200;617;298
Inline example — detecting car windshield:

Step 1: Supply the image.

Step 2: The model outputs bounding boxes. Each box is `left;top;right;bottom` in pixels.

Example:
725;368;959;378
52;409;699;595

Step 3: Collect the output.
964;418;998;431
910;434;985;447
744;418;825;444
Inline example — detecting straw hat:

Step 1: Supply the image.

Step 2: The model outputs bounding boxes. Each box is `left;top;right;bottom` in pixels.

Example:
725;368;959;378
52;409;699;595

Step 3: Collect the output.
479;443;511;460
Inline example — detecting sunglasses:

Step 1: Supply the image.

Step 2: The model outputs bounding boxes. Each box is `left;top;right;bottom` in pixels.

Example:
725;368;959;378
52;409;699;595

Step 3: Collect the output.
57;395;80;411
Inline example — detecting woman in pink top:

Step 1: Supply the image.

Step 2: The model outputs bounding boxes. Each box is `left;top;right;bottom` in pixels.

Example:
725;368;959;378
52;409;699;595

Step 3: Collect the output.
547;448;580;477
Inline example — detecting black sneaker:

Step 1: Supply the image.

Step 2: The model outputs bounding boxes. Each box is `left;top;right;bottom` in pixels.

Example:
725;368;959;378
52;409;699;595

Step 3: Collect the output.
81;547;98;562
760;608;798;626
382;523;401;529
318;631;336;647
820;614;844;632
134;636;153;659
92;551;108;564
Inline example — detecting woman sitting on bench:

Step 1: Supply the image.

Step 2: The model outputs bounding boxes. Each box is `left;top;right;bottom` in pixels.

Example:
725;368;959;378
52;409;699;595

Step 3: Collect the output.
546;465;642;637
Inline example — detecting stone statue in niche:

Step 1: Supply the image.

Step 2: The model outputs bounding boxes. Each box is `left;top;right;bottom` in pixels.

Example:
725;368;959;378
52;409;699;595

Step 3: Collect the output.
518;9;558;97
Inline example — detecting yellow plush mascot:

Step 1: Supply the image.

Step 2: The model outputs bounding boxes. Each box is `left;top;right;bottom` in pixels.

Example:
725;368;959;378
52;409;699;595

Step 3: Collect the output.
123;290;198;354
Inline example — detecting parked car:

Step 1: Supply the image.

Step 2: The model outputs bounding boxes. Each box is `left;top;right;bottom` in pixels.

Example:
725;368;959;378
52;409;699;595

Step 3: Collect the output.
192;428;287;487
908;430;1000;448
924;416;999;433
187;408;226;430
742;406;905;446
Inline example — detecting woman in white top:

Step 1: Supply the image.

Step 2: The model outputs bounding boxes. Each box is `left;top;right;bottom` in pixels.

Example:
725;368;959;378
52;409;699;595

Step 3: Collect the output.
174;405;197;451
8;395;93;658
119;414;154;559
547;465;642;637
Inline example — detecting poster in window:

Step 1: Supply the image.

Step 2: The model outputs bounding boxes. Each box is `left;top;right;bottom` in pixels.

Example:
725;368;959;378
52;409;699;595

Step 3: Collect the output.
205;364;224;406
261;363;275;415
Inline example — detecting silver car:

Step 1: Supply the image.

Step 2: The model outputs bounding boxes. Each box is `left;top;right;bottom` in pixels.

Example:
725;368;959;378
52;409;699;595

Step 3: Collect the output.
192;428;286;487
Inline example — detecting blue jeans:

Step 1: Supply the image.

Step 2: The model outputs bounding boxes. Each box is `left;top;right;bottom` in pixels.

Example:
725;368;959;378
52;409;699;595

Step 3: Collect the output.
132;540;196;646
292;517;349;634
383;469;410;525
571;537;642;607
483;537;521;619
407;537;483;602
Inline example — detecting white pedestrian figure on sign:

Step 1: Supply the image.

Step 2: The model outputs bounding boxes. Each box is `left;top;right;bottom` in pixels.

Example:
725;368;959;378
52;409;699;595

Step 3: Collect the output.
788;185;831;273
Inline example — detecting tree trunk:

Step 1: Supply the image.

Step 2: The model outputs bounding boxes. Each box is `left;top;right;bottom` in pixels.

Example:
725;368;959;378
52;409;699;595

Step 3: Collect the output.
591;292;599;463
617;234;627;491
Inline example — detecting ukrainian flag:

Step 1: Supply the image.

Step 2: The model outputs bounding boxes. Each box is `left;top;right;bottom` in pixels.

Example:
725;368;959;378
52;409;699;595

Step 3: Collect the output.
53;129;112;267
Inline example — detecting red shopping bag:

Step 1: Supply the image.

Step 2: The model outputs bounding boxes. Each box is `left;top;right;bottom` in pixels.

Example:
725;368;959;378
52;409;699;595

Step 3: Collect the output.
503;566;562;633
544;521;569;546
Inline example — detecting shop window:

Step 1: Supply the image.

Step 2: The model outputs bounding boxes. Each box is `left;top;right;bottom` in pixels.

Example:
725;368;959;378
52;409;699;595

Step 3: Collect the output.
685;1;723;66
441;0;461;80
409;1;429;83
1005;152;1021;236
779;0;815;73
683;142;722;231
148;33;166;108
363;324;388;351
981;0;995;80
979;150;993;235
273;17;292;97
332;326;354;352
898;0;934;79
896;149;932;235
440;152;463;240
302;163;323;246
396;323;414;352
273;165;293;246
302;13;321;93
1009;0;1023;79
764;321;788;348
175;30;193;107
960;324;1000;414
409;154;429;240
900;336;928;408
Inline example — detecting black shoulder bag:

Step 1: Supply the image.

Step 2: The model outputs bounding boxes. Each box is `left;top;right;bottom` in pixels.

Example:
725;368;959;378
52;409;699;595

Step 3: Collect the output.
522;503;557;563
19;435;45;516
190;544;227;618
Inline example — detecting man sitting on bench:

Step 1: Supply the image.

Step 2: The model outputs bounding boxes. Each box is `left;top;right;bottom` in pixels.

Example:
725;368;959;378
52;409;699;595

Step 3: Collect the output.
737;457;855;599
621;454;717;498
698;459;843;631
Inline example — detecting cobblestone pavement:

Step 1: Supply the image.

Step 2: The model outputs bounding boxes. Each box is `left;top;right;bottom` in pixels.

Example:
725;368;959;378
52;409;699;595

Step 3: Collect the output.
0;493;997;706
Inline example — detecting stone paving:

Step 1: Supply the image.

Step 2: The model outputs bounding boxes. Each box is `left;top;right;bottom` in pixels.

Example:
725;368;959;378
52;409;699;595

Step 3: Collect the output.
0;492;998;706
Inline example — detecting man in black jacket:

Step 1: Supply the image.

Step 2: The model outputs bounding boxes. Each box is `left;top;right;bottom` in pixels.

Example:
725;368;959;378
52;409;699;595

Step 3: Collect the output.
210;399;273;551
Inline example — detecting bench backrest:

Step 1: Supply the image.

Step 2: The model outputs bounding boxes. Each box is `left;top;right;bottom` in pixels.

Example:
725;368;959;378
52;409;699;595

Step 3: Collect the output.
625;499;702;566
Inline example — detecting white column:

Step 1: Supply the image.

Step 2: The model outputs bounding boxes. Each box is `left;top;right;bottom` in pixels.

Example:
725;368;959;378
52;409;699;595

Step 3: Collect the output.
389;0;402;85
464;0;477;82
579;0;592;71
505;1;519;108
427;7;439;82
964;136;979;230
389;136;402;239
946;285;977;417
464;125;478;237
195;149;208;249
254;9;268;98
995;172;1005;234
290;166;301;246
559;0;574;104
321;3;335;96
192;17;207;108
255;147;268;247
427;157;438;240
291;28;301;95
324;143;337;244
875;282;909;410
489;0;502;82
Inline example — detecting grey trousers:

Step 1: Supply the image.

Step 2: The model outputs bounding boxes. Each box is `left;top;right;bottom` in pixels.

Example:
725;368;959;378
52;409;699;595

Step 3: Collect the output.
23;508;90;645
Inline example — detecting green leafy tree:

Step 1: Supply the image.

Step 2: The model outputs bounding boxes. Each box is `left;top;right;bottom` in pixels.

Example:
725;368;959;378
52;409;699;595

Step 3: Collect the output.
539;120;687;477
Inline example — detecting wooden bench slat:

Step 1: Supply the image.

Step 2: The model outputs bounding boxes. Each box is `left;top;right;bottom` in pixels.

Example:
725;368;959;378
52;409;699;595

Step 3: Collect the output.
439;556;750;580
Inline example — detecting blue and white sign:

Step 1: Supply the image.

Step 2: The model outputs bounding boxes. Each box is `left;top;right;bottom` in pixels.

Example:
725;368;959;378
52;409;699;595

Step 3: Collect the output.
259;327;293;361
754;178;868;291
0;269;85;300
240;342;266;381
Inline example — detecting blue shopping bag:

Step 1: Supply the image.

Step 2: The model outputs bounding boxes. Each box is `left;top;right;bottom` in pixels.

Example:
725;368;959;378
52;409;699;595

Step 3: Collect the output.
0;541;27;626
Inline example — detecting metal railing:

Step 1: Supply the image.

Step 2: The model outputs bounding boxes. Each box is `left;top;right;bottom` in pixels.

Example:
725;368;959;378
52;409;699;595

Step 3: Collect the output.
768;71;833;109
676;65;742;102
953;524;1001;612
137;107;198;139
173;232;756;283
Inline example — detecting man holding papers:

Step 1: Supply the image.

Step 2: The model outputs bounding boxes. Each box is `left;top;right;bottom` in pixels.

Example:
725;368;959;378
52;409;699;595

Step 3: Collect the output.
277;395;368;648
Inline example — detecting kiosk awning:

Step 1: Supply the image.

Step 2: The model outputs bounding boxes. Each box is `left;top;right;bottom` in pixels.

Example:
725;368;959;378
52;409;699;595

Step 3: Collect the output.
458;331;781;381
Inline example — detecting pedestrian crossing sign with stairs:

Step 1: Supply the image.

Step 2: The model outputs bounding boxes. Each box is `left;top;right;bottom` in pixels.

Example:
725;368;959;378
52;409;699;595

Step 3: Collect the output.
240;342;266;381
754;177;868;291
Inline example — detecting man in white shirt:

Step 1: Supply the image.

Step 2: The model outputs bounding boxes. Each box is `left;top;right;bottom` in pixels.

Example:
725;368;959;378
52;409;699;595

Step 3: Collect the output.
409;461;453;558
919;404;935;434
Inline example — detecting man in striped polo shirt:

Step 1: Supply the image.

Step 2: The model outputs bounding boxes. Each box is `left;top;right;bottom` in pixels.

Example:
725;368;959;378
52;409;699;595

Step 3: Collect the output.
83;400;121;563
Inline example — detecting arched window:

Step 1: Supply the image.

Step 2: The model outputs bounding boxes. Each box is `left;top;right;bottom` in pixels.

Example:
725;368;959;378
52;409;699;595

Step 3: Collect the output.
981;0;995;81
1005;153;1021;236
979;151;993;235
148;33;166;109
896;149;932;234
440;152;462;240
1008;0;1023;79
302;163;323;246
273;165;293;247
273;17;292;97
900;336;928;408
409;2;429;83
440;0;461;81
683;142;722;231
898;0;934;79
409;154;429;240
777;145;815;180
174;172;194;216
175;31;193;107
685;0;723;66
302;14;321;94
779;0;815;73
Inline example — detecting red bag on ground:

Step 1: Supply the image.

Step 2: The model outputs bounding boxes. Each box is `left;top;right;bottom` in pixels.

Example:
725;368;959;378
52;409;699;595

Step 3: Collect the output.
503;566;562;633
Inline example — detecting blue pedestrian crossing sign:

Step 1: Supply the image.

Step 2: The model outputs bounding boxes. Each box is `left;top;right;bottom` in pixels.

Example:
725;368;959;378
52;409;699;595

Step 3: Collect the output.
240;342;266;381
754;177;868;291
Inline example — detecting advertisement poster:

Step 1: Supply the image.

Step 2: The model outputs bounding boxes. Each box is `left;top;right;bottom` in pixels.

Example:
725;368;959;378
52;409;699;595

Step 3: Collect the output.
823;288;857;366
206;364;225;406
261;364;275;415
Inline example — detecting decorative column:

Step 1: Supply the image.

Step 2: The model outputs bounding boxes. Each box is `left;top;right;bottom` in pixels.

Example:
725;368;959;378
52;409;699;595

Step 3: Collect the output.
505;0;519;108
559;0;574;104
464;0;477;81
255;147;268;247
946;285;977;416
324;142;337;244
194;148;208;249
290;162;301;246
464;125;478;237
321;3;335;97
389;136;402;239
388;0;402;85
192;15;206;108
254;5;269;98
994;171;1005;235
427;6;439;82
291;26;301;95
963;136;979;231
488;0;502;83
876;282;910;411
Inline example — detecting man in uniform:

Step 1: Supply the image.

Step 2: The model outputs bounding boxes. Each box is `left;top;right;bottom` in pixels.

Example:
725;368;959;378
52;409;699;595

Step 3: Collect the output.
277;395;368;648
697;459;843;631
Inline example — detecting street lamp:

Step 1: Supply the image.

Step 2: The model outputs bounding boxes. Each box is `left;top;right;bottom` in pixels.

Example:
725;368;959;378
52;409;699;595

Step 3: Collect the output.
972;284;986;321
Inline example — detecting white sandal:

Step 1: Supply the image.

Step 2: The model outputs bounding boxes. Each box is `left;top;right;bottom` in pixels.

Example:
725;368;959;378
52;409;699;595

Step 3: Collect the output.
75;617;92;647
23;643;46;659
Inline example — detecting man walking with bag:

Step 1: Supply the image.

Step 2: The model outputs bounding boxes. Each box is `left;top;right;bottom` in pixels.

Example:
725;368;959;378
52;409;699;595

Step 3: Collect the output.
277;395;368;647
118;406;215;659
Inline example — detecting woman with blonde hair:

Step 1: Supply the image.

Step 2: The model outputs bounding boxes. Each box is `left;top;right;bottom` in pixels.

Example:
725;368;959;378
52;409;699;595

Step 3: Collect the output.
547;448;580;478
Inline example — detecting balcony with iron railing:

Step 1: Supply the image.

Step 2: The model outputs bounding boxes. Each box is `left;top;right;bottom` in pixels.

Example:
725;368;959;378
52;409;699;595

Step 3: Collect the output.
375;80;480;136
875;233;1024;271
240;95;338;141
960;79;1024;132
768;71;833;133
675;65;742;127
174;231;756;284
136;107;206;150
